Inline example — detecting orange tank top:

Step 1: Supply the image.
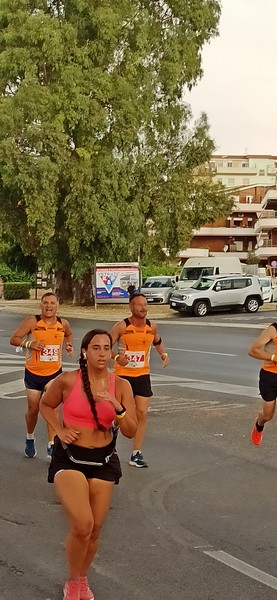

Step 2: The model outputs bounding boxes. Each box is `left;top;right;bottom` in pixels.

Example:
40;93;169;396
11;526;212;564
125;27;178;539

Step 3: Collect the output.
262;323;277;374
114;318;154;378
25;315;65;376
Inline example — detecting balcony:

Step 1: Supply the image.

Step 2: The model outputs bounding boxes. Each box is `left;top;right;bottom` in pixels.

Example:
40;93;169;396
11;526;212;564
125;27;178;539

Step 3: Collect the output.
193;227;256;237
233;202;262;213
261;189;277;209
254;211;277;231
216;165;257;175
256;242;277;258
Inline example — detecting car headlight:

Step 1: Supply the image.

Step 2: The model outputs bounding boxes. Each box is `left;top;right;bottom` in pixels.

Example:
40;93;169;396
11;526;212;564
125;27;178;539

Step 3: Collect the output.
182;295;190;300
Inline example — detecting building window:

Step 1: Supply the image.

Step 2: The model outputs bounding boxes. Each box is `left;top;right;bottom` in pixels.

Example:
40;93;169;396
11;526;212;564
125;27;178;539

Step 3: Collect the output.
242;163;249;167
228;178;235;186
235;241;243;251
227;162;232;167
243;178;249;185
259;169;265;176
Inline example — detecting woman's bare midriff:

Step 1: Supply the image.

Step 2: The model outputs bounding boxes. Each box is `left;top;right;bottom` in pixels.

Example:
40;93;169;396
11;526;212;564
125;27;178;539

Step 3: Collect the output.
63;423;113;448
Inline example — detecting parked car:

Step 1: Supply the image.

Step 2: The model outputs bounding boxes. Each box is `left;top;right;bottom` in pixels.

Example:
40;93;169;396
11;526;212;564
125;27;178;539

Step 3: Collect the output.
141;276;176;304
258;277;277;303
170;275;263;317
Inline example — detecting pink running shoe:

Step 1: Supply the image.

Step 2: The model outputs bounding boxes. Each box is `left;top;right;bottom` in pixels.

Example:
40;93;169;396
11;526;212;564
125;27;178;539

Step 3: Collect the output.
80;576;94;600
63;580;80;600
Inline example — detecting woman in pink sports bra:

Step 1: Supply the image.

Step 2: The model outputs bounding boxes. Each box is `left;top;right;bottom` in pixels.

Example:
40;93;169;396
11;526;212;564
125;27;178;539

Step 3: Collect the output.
40;329;137;600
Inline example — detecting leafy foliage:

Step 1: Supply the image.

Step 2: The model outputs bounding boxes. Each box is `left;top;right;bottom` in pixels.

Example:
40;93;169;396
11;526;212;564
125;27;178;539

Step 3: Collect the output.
0;0;231;302
3;281;31;299
0;262;35;284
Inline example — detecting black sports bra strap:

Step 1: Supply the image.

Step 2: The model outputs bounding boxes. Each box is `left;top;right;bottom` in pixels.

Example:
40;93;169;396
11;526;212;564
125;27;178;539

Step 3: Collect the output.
57;316;62;324
271;322;277;331
146;318;151;327
35;314;40;322
124;318;131;326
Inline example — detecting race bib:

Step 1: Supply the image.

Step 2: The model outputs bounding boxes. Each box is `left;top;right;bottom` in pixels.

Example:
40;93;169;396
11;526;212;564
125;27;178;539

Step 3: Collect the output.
40;345;60;362
125;351;145;369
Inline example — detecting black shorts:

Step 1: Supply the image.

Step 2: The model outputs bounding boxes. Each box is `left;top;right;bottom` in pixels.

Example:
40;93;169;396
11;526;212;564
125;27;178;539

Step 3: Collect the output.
48;436;122;484
24;368;62;392
259;368;277;401
119;374;153;398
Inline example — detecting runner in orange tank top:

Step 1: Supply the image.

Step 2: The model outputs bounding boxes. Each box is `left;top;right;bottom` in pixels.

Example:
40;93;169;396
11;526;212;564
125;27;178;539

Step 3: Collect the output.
111;293;169;467
10;292;73;459
248;321;277;446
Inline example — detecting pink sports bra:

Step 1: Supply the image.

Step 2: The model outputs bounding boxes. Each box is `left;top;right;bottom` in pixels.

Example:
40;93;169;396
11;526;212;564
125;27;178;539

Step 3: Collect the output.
62;370;116;430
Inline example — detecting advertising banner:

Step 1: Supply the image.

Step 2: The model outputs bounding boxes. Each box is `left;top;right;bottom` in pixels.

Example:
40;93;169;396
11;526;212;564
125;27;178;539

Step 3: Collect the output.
95;263;140;302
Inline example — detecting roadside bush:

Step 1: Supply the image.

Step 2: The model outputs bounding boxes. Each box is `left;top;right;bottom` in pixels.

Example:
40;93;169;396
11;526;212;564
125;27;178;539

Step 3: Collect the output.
4;282;31;300
0;263;35;286
141;264;180;280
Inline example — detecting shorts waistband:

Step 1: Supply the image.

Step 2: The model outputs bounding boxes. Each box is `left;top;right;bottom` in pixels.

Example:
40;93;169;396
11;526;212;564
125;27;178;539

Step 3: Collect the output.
58;438;115;466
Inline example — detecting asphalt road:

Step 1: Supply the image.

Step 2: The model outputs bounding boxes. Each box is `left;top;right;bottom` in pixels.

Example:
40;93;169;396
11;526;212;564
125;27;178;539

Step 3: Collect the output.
1;311;277;600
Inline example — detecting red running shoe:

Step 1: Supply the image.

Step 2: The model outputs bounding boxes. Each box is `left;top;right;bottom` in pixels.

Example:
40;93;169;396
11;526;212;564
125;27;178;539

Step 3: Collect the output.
63;580;80;600
251;423;263;446
80;577;94;600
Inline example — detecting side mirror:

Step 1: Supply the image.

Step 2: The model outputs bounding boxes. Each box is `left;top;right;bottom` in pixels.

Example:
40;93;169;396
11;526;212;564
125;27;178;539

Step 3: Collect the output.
215;284;221;292
175;275;179;282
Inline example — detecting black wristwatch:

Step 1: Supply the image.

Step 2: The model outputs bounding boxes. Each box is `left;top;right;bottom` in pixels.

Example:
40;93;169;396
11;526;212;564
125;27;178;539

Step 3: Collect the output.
116;404;126;416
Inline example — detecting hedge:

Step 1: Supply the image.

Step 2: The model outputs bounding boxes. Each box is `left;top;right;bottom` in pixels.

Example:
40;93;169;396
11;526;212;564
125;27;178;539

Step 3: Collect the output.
4;282;31;300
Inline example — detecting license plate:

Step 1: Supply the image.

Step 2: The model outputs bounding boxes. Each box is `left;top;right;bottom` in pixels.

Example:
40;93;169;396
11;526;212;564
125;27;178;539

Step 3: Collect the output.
147;298;154;301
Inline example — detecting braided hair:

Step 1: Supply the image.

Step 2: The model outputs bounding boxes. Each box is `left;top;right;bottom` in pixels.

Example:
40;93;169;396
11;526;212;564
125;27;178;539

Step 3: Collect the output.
79;329;113;432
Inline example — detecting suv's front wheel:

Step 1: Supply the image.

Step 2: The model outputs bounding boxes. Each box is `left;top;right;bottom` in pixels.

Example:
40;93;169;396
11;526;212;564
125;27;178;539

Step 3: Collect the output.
244;297;260;313
193;300;209;317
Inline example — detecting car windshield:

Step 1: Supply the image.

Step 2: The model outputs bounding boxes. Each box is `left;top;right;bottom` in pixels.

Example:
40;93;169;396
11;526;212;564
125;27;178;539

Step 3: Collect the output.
191;278;214;291
258;278;270;288
180;267;214;281
143;279;171;288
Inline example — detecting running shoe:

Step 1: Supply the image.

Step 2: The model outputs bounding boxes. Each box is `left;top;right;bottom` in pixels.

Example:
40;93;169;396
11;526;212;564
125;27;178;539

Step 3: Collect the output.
63;580;80;600
24;438;37;458
80;576;94;600
251;423;263;446
129;451;148;468
47;443;54;460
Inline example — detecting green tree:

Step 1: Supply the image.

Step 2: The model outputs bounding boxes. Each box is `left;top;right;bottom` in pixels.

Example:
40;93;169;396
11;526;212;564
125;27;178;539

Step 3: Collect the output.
0;0;231;304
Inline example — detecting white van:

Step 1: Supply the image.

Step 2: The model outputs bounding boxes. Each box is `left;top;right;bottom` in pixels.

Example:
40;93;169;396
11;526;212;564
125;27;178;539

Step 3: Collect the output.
175;257;242;290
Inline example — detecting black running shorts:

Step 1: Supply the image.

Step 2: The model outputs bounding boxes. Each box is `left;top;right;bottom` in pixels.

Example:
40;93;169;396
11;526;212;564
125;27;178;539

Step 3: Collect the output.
119;374;153;398
259;368;277;402
48;436;122;484
24;367;62;392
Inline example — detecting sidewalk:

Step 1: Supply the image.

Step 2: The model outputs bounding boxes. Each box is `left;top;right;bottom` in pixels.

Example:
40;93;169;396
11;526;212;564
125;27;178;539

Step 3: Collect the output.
0;291;174;321
0;293;275;321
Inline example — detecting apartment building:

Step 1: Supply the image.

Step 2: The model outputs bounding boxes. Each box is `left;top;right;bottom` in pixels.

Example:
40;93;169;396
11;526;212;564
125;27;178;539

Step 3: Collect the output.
180;155;277;266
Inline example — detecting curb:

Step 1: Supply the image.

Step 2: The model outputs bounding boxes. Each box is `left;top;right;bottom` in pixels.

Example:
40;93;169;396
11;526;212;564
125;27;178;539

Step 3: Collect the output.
0;300;174;321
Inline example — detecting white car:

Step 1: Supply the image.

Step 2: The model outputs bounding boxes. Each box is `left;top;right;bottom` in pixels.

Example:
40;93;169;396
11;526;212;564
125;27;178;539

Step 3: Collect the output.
258;277;277;303
170;274;263;317
141;276;176;304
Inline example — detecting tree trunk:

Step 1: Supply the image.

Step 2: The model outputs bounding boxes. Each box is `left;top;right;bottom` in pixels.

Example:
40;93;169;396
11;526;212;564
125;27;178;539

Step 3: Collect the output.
72;271;95;306
54;269;73;303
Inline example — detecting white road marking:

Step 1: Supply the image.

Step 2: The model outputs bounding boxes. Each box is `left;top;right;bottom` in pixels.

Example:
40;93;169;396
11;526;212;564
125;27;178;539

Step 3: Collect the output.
151;374;258;398
0;379;24;396
176;380;257;398
204;549;277;591
166;347;236;357
155;320;266;329
149;398;247;413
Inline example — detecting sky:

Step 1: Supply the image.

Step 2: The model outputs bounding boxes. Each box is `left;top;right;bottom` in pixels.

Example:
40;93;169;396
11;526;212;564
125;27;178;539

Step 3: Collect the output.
188;0;277;155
